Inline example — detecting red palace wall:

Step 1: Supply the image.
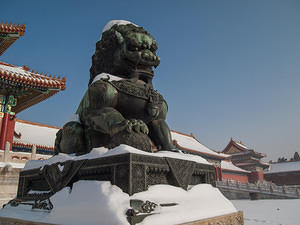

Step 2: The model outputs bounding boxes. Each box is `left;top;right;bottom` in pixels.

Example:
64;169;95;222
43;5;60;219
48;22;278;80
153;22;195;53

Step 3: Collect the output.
264;171;300;185
248;171;264;183
221;170;249;183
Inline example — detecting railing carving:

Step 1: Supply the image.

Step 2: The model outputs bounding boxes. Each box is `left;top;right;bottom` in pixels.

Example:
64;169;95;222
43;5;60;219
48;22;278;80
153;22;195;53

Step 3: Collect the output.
216;180;300;199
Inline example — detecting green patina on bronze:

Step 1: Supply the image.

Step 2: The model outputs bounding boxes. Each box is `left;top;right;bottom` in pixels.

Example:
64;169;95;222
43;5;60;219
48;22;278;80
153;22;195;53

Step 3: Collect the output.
12;23;218;217
55;22;174;154
89;23;160;84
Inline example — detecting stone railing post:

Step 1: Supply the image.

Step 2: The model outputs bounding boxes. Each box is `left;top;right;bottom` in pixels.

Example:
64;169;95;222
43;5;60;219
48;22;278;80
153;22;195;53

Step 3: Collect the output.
31;144;37;160
257;183;261;191
282;185;286;194
3;141;10;162
296;187;299;196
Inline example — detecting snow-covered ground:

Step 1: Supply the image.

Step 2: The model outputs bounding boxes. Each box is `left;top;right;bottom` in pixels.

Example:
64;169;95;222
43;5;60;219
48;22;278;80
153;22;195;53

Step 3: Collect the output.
232;199;300;225
0;181;237;225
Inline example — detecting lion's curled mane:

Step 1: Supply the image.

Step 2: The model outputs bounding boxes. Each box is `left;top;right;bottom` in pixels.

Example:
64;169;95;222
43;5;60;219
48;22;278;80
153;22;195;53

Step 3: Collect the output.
89;24;151;85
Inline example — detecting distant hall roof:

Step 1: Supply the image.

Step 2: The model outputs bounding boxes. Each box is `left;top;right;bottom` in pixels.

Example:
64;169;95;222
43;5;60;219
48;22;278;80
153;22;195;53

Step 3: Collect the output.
171;130;231;160
222;138;266;158
265;161;300;174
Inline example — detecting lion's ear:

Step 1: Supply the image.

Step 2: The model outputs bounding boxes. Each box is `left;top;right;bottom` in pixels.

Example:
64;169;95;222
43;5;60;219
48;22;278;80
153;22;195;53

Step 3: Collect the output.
114;31;124;44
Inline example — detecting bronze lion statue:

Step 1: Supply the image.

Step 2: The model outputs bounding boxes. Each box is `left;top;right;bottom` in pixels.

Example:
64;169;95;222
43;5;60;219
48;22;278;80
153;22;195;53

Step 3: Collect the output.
55;20;175;155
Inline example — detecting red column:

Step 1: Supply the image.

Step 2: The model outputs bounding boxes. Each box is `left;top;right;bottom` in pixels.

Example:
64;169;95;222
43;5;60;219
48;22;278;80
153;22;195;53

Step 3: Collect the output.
0;115;3;138
215;166;219;181
0;114;16;150
6;115;16;150
219;167;223;181
0;113;9;149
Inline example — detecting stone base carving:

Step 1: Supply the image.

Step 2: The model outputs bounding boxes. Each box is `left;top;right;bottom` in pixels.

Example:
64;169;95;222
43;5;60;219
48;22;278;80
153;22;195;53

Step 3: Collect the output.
180;211;244;225
16;153;216;202
0;211;243;225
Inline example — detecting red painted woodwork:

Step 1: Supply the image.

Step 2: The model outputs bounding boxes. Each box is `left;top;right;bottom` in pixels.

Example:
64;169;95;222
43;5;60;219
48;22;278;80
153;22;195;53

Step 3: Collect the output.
221;171;249;183
0;113;9;149
6;115;16;150
0;113;16;150
215;166;222;180
217;167;222;181
0;116;3;138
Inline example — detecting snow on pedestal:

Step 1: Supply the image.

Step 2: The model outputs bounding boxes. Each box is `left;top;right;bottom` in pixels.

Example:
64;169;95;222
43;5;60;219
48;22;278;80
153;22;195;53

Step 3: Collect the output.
22;144;210;171
0;145;238;225
0;181;237;225
132;184;237;225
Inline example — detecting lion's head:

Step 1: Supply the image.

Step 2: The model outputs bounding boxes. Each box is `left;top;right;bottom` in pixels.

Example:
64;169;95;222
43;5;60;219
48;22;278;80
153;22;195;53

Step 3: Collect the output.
89;21;160;85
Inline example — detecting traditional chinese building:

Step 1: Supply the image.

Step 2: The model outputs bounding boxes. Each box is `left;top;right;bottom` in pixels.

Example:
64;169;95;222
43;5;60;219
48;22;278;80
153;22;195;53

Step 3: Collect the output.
222;138;269;182
222;138;269;171
0;22;66;151
264;152;300;185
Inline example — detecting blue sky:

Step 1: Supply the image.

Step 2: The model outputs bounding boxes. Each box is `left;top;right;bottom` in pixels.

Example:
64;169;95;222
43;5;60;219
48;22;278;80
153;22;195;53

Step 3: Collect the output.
2;0;300;161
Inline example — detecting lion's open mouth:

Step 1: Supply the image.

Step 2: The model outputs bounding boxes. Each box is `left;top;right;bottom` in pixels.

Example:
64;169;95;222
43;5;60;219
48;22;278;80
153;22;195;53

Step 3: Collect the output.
123;49;160;68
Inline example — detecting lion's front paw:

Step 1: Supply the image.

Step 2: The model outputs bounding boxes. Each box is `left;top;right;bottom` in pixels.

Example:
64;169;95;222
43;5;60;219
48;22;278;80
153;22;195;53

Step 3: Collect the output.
125;119;149;135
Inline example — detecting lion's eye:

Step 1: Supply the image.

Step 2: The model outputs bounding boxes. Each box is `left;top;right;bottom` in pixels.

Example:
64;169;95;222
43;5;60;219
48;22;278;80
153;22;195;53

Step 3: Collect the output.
128;44;139;51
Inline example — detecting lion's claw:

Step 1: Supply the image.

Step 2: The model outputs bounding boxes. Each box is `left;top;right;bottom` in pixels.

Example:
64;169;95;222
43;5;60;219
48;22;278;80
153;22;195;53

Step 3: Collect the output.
125;119;149;134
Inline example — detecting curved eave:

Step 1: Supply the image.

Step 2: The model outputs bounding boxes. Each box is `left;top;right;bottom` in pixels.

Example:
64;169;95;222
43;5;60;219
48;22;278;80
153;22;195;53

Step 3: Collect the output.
0;22;25;35
0;36;20;56
0;22;25;55
222;139;266;158
222;139;243;153
0;69;66;91
12;90;60;114
236;161;270;169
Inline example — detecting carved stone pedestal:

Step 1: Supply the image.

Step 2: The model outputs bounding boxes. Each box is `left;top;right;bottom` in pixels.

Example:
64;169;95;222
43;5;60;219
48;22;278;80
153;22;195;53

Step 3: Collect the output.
16;153;216;202
0;153;243;225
